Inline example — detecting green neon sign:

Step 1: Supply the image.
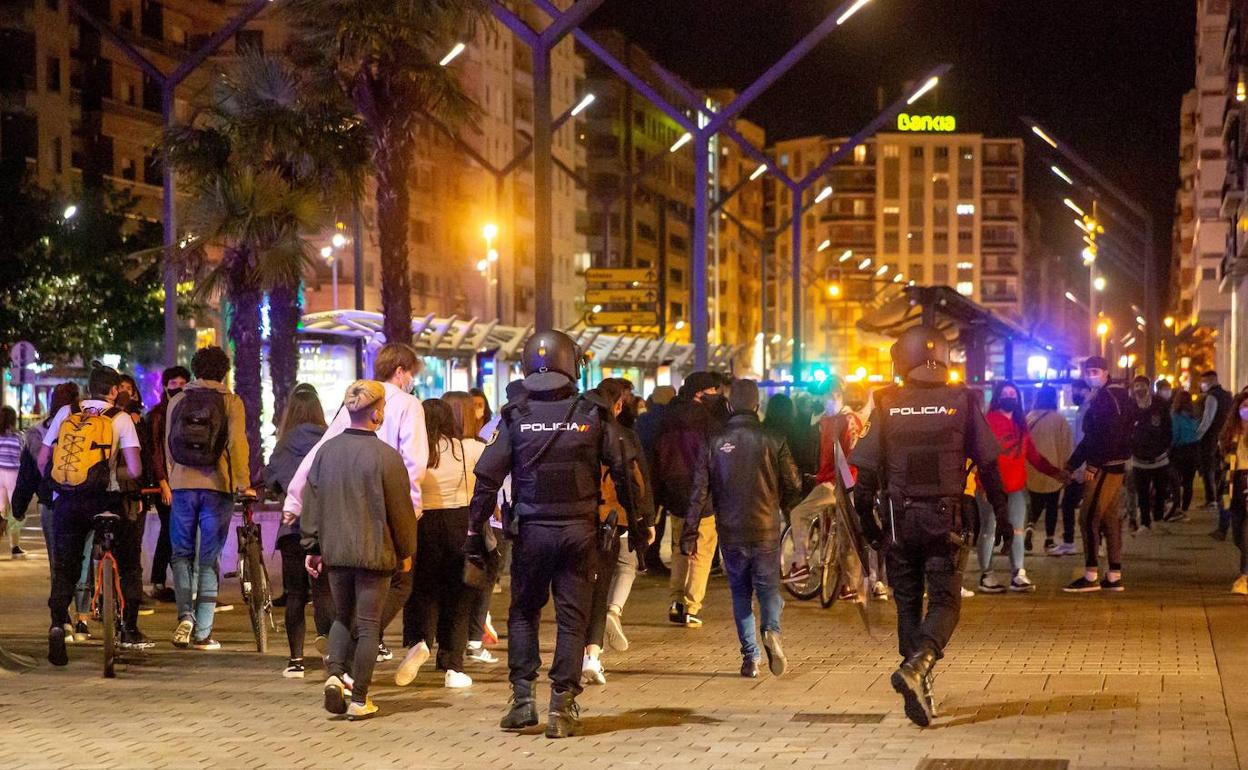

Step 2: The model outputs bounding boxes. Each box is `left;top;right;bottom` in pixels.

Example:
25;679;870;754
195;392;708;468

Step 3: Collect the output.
897;113;957;132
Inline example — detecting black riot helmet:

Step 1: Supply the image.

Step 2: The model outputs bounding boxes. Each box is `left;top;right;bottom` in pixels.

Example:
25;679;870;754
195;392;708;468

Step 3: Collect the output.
891;325;949;384
522;330;582;382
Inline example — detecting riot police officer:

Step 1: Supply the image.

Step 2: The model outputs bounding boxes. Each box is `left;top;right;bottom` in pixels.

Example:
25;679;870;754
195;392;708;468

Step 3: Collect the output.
465;330;650;739
849;325;1009;727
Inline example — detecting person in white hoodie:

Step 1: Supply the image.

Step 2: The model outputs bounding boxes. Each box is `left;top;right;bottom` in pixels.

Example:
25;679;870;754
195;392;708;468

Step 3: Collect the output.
283;343;429;677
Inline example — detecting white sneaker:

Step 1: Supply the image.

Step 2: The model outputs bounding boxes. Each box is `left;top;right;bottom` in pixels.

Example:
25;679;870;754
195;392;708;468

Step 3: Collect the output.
582;655;606;685
604;611;629;652
172;618;194;648
466;644;499;665
444;669;472;689
1047;542;1077;557
1009;569;1036;592
871;581;890;600
978;572;1007;594
394;641;429;687
960;587;975;598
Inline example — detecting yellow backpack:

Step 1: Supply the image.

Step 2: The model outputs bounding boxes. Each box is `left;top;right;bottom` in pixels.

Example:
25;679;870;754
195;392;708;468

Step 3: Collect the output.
50;406;120;492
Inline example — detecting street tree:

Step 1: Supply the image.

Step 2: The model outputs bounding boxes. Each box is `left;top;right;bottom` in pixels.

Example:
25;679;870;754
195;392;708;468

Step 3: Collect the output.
0;160;166;367
283;0;490;345
165;52;365;475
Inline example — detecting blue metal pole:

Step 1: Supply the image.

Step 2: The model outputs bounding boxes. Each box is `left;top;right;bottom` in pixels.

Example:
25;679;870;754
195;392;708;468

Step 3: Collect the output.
692;134;710;370
790;185;804;381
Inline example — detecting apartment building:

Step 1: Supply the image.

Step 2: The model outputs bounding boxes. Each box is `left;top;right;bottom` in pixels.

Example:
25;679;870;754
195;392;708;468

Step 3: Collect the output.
766;123;1025;376
1221;0;1248;384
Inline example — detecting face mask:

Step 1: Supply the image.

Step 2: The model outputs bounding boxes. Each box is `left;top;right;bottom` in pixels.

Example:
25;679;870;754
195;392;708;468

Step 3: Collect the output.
996;398;1018;414
1072;393;1086;407
1088;373;1108;389
166;387;183;399
1200;382;1212;393
1158;389;1172;401
1240;406;1248;422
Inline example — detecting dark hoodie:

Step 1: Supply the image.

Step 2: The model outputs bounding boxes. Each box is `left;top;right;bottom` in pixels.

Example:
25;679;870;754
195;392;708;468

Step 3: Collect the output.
652;396;716;516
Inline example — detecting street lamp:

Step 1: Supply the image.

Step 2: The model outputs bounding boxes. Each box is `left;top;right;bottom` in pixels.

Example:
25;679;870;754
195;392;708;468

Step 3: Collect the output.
63;204;78;220
481;223;500;320
1096;319;1110;356
439;42;467;67
1093;275;1107;292
319;245;339;309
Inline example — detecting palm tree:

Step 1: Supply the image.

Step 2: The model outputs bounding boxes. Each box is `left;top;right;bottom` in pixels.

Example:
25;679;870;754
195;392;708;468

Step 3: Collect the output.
165;53;365;477
283;0;490;345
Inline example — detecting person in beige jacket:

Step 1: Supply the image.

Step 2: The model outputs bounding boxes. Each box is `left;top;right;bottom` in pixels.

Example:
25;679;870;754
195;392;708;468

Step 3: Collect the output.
165;346;252;650
1024;385;1074;555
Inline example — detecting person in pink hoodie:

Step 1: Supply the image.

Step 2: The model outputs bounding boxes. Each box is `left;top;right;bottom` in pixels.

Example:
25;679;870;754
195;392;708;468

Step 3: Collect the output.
975;381;1068;594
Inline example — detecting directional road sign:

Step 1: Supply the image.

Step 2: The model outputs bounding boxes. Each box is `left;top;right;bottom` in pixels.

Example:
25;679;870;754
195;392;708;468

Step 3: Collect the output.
585;288;659;306
589;311;658;327
585;267;658;285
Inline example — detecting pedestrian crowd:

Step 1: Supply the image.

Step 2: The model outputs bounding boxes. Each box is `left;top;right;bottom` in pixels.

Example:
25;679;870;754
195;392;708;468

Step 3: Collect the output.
5;339;1248;730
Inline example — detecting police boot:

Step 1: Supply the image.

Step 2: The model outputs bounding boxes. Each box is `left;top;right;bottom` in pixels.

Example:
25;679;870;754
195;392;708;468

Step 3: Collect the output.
890;649;937;727
500;682;538;731
545;689;581;739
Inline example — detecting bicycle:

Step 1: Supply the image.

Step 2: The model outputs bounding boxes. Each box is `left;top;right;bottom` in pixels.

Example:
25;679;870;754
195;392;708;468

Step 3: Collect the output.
781;498;850;607
235;493;276;653
88;487;159;678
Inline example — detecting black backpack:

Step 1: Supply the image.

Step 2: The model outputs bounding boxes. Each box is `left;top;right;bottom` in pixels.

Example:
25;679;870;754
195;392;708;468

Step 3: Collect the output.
168;389;228;468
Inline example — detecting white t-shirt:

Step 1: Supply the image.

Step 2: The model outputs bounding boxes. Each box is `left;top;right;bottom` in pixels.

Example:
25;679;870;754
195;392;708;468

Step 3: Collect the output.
43;399;141;492
420;437;484;510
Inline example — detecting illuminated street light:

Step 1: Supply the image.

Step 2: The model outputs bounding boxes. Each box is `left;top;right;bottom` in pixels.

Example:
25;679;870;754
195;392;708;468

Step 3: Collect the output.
893;273;904;283
476;259;488;273
1081;246;1096;264
63;204;78;220
1063;198;1086;217
1164;316;1175;328
674;320;686;330
858;258;872;270
817;239;832;252
836;0;873;26
814;185;833;204
569;93;596;117
1096;320;1110;337
1032;125;1058;148
439;42;466;67
1093;276;1107;292
320;246;333;259
482;223;499;242
1051;165;1074;185
749;164;768;181
906;76;940;105
1074;218;1090;233
1136;315;1146;327
487;248;500;263
875;264;889;277
592;304;603;313
838;249;853;263
827;284;841;298
771;334;782;344
670;132;692;152
1065;291;1079;304
331;232;348;249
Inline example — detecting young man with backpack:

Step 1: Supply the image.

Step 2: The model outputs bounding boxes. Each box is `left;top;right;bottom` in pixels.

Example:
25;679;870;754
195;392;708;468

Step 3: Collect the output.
165;346;251;650
143;365;190;602
38;366;145;665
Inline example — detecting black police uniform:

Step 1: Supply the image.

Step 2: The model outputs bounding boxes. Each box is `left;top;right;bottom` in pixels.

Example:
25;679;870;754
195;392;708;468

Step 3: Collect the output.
468;368;645;736
850;376;1007;726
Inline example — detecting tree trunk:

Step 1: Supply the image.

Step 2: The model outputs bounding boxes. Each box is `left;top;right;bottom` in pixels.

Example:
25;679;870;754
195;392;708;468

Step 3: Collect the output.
375;141;414;345
268;281;302;428
226;247;264;484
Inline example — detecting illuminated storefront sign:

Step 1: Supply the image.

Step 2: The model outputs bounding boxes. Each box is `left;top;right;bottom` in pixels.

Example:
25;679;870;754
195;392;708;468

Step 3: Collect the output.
896;113;957;132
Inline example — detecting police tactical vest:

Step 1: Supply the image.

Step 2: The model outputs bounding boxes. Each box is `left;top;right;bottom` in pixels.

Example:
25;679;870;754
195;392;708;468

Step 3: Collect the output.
875;383;974;499
506;395;605;523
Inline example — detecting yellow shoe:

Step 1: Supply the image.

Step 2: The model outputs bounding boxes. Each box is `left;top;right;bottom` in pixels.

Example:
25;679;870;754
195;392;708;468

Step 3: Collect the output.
1232;575;1248;596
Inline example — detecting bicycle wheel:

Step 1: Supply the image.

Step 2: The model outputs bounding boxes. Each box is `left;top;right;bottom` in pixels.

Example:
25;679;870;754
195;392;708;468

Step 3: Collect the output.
101;558;117;678
781;518;823;600
818;519;843;608
244;538;269;653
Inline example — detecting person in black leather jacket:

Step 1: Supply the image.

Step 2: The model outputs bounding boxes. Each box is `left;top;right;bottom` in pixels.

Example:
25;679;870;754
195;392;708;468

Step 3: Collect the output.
685;379;801;679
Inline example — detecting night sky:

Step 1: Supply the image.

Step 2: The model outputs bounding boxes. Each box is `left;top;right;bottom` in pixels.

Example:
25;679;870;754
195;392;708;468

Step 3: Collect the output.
587;0;1197;312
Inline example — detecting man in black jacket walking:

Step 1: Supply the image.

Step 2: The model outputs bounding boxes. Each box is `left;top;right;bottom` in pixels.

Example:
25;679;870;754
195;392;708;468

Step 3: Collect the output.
686;380;802;679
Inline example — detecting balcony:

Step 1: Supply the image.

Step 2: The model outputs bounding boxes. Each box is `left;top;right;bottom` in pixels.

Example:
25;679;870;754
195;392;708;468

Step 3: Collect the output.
1221;164;1244;219
1220;246;1248;292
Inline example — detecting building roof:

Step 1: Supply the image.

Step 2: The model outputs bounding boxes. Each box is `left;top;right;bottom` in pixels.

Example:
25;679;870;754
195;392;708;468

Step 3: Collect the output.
299;310;740;372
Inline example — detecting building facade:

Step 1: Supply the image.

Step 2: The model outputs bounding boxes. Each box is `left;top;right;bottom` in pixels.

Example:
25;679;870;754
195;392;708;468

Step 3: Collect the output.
1221;0;1248;385
766;123;1025;378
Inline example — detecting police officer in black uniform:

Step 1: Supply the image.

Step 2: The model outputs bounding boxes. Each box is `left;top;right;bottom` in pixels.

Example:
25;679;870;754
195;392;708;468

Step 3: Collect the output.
850;325;1009;727
465;330;650;739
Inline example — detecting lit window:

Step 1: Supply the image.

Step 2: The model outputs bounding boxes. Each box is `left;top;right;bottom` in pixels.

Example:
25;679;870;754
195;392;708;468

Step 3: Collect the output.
853;144;867;165
956;203;975;216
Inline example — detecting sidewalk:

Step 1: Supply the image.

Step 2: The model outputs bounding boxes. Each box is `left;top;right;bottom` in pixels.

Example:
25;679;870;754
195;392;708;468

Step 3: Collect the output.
0;508;1244;769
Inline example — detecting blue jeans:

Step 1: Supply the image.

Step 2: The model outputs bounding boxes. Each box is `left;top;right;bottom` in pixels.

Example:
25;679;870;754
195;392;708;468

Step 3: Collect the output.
720;543;783;660
977;489;1027;574
170;489;235;640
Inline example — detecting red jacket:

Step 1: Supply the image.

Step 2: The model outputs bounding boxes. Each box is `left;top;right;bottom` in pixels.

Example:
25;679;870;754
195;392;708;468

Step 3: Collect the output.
815;410;864;485
984;410;1062;493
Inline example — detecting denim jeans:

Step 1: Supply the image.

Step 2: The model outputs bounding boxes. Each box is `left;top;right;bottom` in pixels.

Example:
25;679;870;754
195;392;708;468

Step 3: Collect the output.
170;489;235;640
977;489;1027;574
720;542;783;660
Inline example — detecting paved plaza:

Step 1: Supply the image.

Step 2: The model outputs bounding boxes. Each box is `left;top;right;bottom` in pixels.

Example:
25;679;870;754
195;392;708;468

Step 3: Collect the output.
1;510;1247;770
